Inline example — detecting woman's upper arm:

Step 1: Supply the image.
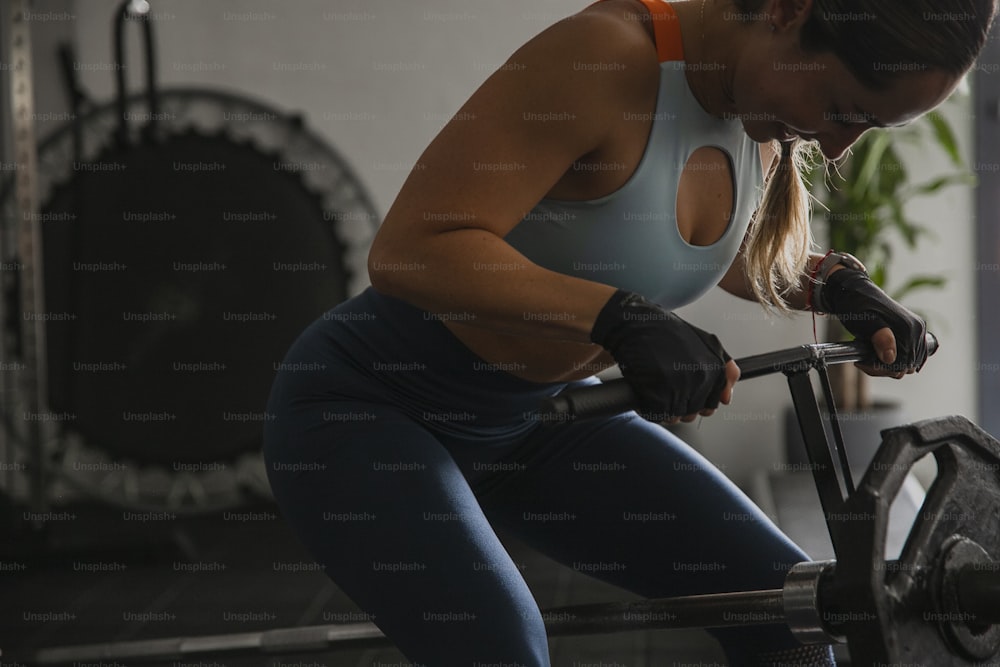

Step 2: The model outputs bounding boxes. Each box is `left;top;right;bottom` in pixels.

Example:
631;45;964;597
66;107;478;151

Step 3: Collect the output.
371;8;658;253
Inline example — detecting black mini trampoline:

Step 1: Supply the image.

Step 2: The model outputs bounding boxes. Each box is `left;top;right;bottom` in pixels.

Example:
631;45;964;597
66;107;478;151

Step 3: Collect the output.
1;3;380;512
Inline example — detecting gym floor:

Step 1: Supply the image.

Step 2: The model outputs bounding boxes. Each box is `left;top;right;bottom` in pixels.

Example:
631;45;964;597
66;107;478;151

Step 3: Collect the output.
2;496;734;667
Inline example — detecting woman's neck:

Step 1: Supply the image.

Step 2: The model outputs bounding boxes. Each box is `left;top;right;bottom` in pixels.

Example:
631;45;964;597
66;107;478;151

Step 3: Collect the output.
672;0;742;119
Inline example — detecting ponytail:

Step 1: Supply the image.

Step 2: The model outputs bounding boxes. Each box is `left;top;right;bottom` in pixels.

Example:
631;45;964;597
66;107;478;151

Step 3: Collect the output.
744;139;816;311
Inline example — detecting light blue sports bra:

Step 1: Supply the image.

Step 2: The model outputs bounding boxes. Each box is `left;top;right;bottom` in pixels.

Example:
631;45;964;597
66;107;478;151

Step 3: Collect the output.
503;0;763;309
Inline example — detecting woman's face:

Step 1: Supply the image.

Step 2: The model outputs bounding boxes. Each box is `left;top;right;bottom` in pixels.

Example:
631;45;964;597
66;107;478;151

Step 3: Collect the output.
731;35;963;159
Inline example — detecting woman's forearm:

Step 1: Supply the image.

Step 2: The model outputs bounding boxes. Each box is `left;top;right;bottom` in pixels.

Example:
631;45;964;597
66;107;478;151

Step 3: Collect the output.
368;226;618;345
782;252;828;311
719;251;840;311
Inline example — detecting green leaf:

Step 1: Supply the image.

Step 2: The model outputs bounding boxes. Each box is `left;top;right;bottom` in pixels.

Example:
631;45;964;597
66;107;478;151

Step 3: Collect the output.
924;110;963;166
869;263;887;288
904;172;978;197
886;201;920;248
890;275;947;302
878;146;907;195
853;132;892;199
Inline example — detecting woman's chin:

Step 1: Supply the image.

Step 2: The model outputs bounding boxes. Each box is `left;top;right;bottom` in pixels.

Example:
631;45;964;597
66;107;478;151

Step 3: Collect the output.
741;119;792;144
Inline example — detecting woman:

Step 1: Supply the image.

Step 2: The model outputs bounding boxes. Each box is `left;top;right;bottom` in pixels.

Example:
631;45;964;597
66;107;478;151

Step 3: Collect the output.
264;0;996;664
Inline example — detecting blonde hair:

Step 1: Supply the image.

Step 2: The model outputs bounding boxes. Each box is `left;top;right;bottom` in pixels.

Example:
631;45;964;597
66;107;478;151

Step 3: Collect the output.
744;139;817;311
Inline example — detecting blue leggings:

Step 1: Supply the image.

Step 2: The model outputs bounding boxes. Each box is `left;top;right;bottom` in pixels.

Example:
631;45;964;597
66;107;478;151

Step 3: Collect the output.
262;288;835;666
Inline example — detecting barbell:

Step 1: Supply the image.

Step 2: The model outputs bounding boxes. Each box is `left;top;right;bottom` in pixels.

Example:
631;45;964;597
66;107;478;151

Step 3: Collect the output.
16;337;1000;666
539;334;1000;665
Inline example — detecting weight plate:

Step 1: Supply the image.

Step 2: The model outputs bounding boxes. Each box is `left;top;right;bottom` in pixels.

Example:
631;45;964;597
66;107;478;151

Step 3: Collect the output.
825;416;1000;666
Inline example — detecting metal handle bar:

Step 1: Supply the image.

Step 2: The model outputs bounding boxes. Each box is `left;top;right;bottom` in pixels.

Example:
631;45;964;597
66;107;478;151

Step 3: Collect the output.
538;333;938;423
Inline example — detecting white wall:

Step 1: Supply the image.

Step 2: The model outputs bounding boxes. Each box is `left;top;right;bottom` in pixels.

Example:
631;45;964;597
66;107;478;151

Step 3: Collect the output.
69;0;978;487
876;97;979;433
72;0;585;217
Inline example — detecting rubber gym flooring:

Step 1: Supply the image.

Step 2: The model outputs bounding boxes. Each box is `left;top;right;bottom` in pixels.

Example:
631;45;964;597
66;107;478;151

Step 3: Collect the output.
1;496;732;667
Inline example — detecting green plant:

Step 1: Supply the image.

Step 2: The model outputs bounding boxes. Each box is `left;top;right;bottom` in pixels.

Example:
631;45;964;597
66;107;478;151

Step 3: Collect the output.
806;101;977;410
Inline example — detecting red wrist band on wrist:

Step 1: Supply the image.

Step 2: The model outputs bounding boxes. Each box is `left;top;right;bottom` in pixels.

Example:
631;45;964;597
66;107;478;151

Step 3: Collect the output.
806;249;835;313
807;249;835;343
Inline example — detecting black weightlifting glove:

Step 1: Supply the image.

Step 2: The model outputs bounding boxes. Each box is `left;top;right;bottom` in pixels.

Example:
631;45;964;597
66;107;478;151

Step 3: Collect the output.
820;268;929;371
591;289;731;421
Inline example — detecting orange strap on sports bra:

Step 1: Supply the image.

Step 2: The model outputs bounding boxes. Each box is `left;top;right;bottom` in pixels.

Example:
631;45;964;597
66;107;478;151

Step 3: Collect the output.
637;0;685;62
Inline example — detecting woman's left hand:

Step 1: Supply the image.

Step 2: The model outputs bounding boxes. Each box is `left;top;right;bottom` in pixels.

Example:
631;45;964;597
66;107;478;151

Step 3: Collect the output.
819;267;930;379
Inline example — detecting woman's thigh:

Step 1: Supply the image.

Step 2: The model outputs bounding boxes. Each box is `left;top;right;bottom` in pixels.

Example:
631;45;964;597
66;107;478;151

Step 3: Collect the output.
263;398;551;667
480;414;807;594
477;413;828;662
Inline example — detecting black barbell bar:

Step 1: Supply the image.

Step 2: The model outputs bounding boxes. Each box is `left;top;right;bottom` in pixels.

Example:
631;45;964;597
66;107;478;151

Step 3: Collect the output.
22;578;800;664
22;562;1000;665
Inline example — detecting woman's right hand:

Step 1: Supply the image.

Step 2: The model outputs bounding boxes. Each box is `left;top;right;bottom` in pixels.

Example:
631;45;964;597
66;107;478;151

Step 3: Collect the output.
590;289;740;423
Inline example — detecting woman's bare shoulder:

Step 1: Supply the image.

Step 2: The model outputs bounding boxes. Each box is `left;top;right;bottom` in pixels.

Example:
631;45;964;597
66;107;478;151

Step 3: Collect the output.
546;0;659;71
371;0;663;253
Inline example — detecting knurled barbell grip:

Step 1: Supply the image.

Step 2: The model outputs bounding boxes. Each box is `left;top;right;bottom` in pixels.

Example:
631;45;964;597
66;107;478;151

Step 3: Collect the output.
537;333;938;423
537;381;636;426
